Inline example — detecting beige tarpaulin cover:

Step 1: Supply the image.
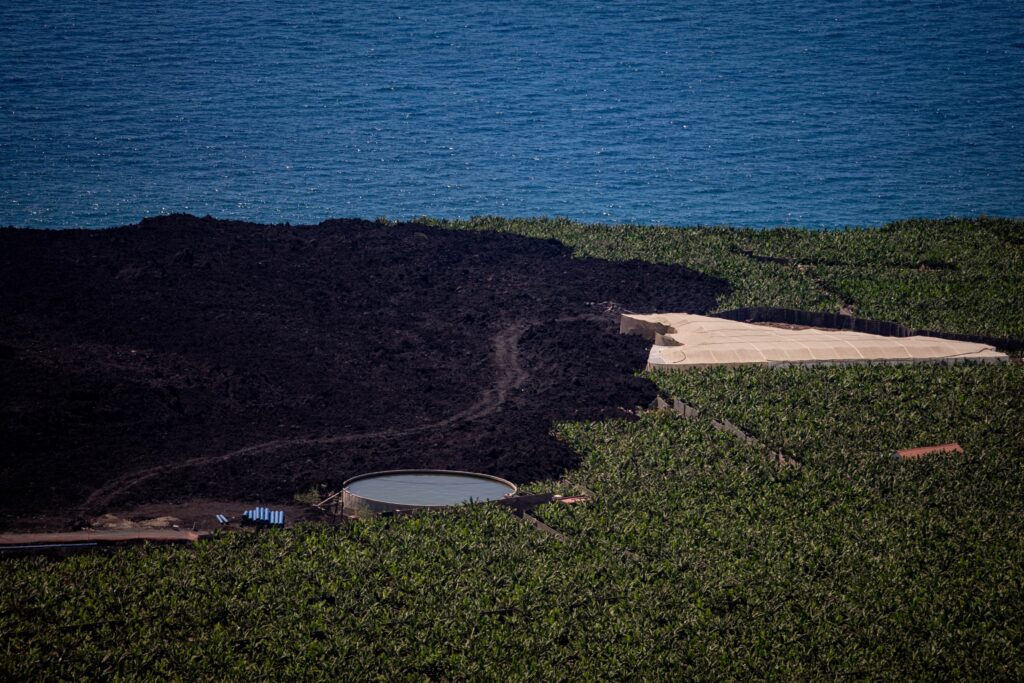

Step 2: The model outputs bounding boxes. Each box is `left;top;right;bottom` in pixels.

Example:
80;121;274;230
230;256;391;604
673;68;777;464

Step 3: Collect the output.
621;313;1008;369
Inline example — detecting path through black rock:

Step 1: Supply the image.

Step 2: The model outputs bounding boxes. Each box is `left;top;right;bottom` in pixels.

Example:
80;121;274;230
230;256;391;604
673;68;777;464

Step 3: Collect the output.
81;320;534;512
0;216;729;528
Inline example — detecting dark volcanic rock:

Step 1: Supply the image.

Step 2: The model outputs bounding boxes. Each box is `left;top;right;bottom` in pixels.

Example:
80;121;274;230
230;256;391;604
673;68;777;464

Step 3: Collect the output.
0;215;728;527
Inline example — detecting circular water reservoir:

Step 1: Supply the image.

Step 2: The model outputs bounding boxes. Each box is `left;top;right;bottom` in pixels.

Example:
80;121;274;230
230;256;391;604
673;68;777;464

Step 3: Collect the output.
342;469;517;519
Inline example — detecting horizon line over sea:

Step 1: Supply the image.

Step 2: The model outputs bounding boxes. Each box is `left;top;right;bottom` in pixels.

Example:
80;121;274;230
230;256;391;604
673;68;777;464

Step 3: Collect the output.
2;1;1023;230
6;212;1024;233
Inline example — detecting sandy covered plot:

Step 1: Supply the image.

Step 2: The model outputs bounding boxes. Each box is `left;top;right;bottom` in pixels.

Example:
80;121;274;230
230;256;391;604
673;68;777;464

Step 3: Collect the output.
621;312;1007;369
0;216;726;529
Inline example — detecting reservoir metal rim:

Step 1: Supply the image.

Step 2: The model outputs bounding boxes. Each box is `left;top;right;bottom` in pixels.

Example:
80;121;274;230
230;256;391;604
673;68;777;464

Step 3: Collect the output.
342;469;518;518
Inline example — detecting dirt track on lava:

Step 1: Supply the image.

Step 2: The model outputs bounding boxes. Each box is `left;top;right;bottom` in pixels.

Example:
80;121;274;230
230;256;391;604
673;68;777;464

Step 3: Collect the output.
0;216;727;529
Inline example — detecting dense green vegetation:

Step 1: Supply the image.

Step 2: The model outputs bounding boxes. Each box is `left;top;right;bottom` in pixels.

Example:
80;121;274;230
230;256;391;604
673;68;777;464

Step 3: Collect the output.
3;218;1023;679
4;364;1021;680
425;216;1024;338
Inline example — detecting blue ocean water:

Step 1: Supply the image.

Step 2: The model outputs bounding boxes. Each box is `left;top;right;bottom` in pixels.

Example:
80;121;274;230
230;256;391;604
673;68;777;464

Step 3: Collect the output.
1;1;1022;229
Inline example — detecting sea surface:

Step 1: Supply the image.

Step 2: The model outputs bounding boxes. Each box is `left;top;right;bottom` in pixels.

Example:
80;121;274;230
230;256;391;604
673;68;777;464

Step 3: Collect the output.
2;1;1022;229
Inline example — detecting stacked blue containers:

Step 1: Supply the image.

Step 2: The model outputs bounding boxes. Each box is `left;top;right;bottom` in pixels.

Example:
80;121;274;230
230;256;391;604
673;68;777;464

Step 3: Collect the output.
241;507;285;526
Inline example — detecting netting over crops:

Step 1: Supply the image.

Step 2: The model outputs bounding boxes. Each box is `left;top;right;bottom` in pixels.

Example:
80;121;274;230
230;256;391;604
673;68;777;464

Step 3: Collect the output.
621;313;1007;369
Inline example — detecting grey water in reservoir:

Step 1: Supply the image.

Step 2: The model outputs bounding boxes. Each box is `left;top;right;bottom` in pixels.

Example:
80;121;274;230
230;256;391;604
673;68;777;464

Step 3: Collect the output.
345;472;515;507
2;1;1022;229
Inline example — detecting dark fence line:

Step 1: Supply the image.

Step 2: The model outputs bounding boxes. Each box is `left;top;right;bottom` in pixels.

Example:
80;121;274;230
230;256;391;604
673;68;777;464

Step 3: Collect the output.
712;307;1024;353
654;396;800;468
